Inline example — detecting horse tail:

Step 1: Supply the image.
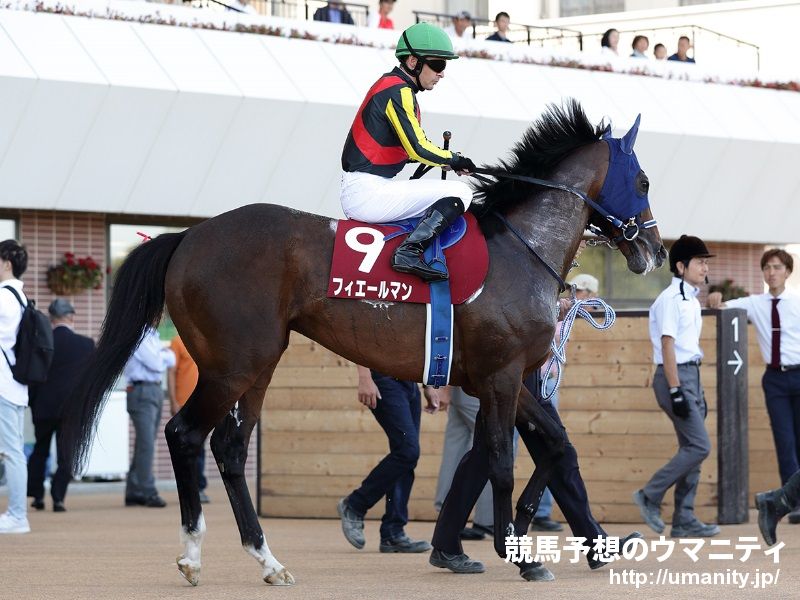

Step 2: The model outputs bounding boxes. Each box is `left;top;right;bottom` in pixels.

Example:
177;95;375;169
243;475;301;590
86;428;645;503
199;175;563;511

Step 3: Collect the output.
64;231;187;473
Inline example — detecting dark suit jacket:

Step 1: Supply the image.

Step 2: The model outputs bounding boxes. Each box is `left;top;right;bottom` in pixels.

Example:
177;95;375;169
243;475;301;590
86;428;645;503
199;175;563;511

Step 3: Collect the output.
29;326;95;422
313;5;355;25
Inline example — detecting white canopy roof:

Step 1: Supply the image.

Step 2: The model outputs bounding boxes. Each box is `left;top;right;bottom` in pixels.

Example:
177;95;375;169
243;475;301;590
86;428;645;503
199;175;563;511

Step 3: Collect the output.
0;5;798;243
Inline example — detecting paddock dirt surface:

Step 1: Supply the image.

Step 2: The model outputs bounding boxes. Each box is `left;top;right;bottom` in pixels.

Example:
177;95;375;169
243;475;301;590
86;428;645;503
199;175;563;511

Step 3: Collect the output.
1;484;798;600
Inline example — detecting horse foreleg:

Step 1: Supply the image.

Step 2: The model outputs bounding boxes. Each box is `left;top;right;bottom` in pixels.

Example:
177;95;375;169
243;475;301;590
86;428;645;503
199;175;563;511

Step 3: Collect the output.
210;384;294;586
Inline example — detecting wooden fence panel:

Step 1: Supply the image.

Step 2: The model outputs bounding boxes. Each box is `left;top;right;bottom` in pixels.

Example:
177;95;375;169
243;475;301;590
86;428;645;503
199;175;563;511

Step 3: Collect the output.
259;315;774;523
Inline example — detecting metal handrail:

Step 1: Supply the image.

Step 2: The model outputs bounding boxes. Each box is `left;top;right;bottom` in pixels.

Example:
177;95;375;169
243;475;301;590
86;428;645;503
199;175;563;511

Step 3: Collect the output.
412;10;584;51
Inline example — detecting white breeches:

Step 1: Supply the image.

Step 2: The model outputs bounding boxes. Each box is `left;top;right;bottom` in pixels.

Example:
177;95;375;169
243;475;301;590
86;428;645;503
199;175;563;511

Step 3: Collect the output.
340;170;473;223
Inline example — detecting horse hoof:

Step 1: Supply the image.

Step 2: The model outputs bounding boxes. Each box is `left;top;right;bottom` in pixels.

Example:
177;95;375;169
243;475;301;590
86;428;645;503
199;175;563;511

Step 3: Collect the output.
520;564;555;582
264;568;295;586
176;556;200;586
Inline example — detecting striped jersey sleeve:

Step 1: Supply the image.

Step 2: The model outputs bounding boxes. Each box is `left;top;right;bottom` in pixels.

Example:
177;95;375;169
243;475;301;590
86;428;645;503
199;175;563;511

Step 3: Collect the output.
384;86;453;167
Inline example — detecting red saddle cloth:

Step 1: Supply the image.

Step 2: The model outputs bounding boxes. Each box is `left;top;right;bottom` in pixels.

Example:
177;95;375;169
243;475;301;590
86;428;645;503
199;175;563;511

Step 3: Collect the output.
327;212;489;305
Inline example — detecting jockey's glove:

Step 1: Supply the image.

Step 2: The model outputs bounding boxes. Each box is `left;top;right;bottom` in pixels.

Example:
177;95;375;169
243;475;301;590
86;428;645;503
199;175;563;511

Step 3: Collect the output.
669;386;690;419
450;154;477;173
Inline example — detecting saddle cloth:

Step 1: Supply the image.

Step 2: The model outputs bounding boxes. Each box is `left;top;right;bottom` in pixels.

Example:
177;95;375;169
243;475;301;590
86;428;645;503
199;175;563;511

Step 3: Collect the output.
327;212;489;304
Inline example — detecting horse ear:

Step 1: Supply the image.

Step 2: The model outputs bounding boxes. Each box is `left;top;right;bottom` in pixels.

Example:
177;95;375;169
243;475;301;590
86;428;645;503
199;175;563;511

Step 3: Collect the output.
601;123;613;140
620;114;642;155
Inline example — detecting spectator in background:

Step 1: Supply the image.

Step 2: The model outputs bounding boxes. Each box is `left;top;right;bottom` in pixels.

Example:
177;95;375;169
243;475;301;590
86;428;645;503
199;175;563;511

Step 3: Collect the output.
668;36;696;63
630;35;649;58
600;28;619;56
708;249;800;524
529;271;599;532
337;367;443;553
0;240;30;534
486;11;512;43
27;299;94;513
168;335;209;504
445;10;472;39
124;327;175;508
313;1;355;25
367;0;395;29
653;43;667;60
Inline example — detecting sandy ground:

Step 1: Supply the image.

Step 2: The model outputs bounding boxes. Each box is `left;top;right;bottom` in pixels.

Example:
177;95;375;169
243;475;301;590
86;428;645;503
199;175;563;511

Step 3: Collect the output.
1;482;798;600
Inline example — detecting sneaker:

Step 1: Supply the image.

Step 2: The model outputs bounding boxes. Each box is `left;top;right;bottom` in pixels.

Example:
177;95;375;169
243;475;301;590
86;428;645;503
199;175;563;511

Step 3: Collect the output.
632;489;665;534
429;548;485;573
379;534;432;553
0;513;31;534
199;491;211;504
336;497;365;549
670;518;720;538
530;516;564;532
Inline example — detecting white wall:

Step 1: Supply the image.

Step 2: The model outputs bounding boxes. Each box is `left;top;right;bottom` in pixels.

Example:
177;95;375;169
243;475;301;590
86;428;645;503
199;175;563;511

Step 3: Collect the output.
0;6;799;244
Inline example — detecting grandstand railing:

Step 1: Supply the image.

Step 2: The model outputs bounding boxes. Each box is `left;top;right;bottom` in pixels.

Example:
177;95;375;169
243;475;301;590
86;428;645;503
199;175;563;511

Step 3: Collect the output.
412;10;584;52
182;0;370;26
582;24;760;72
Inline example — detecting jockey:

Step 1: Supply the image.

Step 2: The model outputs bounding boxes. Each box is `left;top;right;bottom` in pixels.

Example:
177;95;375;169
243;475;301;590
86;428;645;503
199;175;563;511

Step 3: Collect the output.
340;22;476;282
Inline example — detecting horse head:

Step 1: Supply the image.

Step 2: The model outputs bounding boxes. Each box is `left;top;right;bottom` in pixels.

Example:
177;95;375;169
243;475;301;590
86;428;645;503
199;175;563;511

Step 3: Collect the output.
593;115;667;274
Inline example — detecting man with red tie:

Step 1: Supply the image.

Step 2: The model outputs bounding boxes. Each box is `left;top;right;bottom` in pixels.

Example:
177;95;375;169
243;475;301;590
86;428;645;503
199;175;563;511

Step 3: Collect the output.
709;248;800;523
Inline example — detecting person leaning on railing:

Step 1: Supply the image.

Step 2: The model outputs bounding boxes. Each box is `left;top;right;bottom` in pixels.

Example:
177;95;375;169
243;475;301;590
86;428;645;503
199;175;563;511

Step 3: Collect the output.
367;0;394;29
485;11;512;43
313;1;355;25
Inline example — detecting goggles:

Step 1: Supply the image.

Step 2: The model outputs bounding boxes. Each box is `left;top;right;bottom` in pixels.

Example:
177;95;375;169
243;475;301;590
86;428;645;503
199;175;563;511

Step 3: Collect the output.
423;58;447;73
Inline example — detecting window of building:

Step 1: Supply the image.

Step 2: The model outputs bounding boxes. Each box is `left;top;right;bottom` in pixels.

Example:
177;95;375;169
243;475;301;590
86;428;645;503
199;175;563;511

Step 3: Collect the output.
559;0;624;18
0;218;18;241
109;223;191;341
571;243;672;309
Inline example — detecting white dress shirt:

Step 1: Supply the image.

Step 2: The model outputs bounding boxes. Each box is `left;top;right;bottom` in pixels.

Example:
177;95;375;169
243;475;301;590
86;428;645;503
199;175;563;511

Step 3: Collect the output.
0;280;29;406
124;328;176;384
649;277;703;365
726;290;800;366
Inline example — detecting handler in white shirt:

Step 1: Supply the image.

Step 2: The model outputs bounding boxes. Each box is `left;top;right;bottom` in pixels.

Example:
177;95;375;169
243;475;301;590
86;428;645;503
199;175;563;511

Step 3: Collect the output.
709;248;800;522
633;235;720;538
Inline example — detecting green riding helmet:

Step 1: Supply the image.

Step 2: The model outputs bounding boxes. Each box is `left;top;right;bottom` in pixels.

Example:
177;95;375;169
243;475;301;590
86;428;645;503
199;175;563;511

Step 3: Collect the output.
395;22;459;60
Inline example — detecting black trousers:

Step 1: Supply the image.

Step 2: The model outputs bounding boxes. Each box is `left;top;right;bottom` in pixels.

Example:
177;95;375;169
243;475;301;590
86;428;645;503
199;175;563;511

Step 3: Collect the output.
27;418;72;503
432;374;605;554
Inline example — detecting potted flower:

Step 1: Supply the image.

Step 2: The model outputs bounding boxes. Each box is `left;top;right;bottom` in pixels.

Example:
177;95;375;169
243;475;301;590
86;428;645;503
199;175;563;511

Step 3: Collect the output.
46;252;104;296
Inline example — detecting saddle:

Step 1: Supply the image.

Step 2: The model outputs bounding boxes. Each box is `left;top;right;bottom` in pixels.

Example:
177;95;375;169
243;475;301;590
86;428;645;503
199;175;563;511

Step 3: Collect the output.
327;212;488;305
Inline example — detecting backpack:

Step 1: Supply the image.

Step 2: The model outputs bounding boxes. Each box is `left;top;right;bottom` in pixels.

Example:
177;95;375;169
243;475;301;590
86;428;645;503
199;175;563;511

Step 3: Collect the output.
1;286;54;385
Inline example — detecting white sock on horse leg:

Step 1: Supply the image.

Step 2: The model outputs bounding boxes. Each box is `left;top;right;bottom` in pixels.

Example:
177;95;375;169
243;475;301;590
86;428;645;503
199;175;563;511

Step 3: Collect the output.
178;512;206;569
244;540;288;581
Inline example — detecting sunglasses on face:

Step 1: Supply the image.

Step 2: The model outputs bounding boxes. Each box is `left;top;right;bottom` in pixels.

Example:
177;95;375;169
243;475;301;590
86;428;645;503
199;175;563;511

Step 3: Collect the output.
424;59;447;73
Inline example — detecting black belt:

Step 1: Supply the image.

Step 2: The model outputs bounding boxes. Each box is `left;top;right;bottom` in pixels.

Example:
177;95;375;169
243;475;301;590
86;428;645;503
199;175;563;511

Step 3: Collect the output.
679;360;702;367
767;365;800;372
657;360;701;367
131;380;160;386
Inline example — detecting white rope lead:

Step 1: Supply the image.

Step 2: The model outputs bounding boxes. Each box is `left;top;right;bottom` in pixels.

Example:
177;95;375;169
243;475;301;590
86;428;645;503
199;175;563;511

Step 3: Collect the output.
540;298;616;400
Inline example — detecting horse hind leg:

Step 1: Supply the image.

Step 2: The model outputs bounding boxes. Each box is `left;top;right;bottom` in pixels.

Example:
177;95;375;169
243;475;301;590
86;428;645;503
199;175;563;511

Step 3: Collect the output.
165;377;251;586
211;379;294;586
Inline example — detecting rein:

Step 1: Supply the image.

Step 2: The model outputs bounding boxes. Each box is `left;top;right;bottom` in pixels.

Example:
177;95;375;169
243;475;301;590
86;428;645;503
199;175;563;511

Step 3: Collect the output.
467;167;657;292
470;167;657;244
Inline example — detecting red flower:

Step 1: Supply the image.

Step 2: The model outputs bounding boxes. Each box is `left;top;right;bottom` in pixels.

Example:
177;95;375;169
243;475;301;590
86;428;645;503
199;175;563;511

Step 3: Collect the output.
66;257;75;266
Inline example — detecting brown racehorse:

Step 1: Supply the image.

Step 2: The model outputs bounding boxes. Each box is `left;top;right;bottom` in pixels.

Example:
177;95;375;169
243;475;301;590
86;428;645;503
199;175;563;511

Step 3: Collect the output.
63;100;665;586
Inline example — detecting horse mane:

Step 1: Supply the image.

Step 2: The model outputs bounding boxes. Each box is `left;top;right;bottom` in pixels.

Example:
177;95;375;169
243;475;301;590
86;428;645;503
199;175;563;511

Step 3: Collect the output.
469;99;605;224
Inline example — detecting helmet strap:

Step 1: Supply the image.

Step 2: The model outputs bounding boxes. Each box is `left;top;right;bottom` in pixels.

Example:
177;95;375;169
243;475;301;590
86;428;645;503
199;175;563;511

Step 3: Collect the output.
401;31;426;92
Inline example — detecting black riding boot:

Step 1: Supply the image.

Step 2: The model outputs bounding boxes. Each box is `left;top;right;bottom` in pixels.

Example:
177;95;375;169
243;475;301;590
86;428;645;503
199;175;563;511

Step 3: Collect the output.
391;197;465;282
